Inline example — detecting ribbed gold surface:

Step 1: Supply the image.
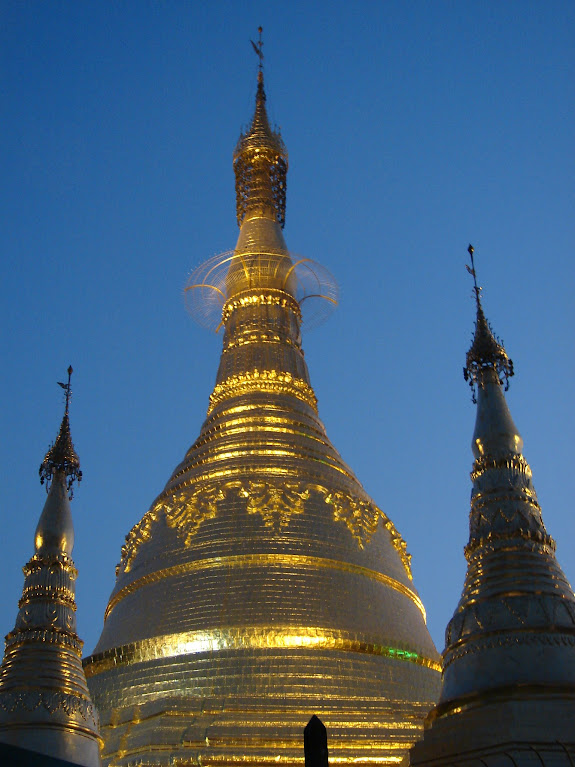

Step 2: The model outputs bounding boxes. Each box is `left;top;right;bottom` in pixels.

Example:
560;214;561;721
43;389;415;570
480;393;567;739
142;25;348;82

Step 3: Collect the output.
84;72;440;765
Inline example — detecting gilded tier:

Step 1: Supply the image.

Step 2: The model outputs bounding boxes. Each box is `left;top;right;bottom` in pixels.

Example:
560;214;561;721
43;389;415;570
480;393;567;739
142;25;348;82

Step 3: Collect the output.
85;66;441;767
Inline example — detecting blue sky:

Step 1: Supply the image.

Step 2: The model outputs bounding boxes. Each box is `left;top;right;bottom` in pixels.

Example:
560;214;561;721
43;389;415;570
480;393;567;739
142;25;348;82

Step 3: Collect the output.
1;1;573;655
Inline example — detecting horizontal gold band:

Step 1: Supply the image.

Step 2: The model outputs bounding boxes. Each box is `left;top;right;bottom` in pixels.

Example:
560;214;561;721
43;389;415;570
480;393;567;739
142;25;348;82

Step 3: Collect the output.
103;738;413;766
102;736;414;763
208;371;317;415
84;625;440;677
105;553;425;622
166;456;356;493
222;288;302;324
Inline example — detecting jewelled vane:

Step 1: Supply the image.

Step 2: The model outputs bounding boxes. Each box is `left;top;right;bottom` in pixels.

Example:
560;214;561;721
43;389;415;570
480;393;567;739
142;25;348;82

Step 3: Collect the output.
39;366;82;497
463;244;514;402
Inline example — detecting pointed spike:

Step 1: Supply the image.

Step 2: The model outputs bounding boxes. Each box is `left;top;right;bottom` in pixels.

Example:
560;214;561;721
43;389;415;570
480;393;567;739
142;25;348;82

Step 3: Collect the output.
233;34;288;229
39;368;82;498
463;246;514;393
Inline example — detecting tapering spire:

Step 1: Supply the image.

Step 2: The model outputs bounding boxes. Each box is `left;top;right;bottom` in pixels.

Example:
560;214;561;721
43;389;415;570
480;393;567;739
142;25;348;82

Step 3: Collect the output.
463;246;514;402
410;249;575;766
0;371;101;766
451;248;575;693
184;32;337;329
233;27;288;230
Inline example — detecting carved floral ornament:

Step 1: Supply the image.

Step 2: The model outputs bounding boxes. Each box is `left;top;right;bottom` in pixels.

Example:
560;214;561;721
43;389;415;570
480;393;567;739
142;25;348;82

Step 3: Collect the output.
0;689;99;726
118;481;412;579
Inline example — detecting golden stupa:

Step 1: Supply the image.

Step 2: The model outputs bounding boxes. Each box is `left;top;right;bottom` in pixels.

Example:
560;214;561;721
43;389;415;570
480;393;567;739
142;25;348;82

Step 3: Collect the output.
84;43;441;766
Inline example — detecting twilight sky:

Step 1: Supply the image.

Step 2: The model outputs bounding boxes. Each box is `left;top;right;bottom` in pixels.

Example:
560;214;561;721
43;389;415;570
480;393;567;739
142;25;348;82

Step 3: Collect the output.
1;1;573;656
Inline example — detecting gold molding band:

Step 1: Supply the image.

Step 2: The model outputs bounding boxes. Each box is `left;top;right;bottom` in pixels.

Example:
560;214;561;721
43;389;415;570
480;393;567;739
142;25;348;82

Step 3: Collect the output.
84;625;440;677
221;289;301;325
208;370;317;415
471;453;532;482
105;554;425;622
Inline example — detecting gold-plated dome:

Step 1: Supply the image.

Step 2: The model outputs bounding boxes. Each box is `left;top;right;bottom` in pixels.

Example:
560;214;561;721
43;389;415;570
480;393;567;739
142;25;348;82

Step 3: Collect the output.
84;50;440;766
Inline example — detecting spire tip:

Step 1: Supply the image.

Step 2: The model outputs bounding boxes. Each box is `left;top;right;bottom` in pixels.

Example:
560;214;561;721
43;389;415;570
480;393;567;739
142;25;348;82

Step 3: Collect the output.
463;246;514;402
251;26;264;74
39;367;82;498
234;29;288;229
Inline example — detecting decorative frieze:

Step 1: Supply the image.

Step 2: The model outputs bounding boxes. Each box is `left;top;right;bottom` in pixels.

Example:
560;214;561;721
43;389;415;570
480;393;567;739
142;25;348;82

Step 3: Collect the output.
164;485;226;544
117;480;412;580
240;481;309;530
0;689;99;727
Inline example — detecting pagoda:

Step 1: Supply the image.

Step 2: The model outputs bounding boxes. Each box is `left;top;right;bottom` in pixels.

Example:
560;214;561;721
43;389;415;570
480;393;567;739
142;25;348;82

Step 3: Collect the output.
84;35;441;766
409;248;575;765
0;368;101;766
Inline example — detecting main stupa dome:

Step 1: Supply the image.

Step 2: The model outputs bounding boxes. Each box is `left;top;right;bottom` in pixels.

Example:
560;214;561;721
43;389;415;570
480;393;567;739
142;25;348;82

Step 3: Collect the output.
84;44;441;766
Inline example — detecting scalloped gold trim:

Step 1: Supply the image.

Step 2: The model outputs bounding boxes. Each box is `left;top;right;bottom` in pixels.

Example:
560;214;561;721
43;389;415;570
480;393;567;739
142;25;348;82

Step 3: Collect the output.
117;482;412;582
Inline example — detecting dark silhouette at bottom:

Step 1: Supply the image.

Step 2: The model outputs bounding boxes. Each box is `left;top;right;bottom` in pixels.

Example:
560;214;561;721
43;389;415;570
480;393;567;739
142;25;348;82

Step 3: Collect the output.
304;715;328;767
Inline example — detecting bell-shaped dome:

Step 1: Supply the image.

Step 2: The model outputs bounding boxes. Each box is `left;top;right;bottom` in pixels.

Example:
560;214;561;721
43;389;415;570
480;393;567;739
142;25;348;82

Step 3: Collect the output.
84;50;440;766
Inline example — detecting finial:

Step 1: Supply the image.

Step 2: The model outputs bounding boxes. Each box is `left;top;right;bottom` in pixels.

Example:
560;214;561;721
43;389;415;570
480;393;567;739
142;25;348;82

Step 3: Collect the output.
60;364;73;415
463;245;514;402
39;366;82;498
466;244;481;307
233;28;288;229
251;26;264;75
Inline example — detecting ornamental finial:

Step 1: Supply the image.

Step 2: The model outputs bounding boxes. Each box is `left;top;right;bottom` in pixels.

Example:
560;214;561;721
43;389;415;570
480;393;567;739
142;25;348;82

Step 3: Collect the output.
233;29;288;229
250;26;264;74
39;366;82;498
463;245;514;402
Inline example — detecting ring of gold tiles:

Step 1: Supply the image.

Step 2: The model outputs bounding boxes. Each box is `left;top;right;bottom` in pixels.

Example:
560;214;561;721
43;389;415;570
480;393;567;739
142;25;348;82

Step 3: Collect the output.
19;587;77;610
224;331;301;351
191;416;332;452
5;627;84;649
24;557;78;577
105;553;425;621
84;626;440;676
208;371;317;414
471;454;532;481
470;493;540;511
221;288;302;324
442;630;575;670
464;531;556;558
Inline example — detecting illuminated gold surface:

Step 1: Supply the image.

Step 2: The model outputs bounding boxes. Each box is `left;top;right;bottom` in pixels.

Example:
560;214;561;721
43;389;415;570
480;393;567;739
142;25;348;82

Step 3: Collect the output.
105;553;426;623
233;70;287;229
208;369;318;414
85;626;441;676
119;480;413;579
222;289;302;324
86;67;440;766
